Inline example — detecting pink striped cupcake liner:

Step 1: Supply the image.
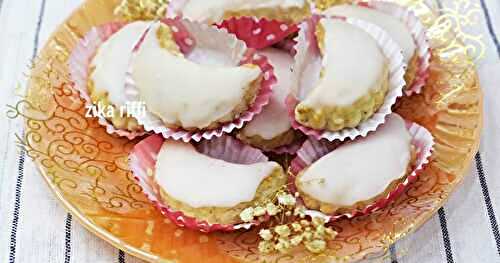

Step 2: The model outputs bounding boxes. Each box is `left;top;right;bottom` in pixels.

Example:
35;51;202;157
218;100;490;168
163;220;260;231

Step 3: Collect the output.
68;21;148;140
124;18;276;143
287;15;406;142
267;137;305;155
129;134;272;232
288;114;435;221
357;1;431;96
238;46;303;154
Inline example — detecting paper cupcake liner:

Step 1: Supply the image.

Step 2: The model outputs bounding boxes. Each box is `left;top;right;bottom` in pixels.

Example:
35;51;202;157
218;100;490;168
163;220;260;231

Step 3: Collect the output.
197;135;270;164
242;42;302;154
129;134;272;232
267;137;305;155
125;18;276;143
288;114;435;221
166;0;310;24
216;17;299;49
288;15;406;142
358;1;431;96
68;22;148;140
274;38;298;55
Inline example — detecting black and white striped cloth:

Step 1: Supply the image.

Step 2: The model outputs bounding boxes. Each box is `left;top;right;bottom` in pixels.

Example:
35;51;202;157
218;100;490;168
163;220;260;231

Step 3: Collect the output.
0;0;498;262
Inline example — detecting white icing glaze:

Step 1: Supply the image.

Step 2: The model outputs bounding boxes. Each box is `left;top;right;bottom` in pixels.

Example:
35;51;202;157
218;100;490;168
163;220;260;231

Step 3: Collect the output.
242;49;293;139
177;0;306;22
155;140;280;208
323;5;416;63
298;114;412;206
300;19;386;108
131;23;261;129
90;21;150;106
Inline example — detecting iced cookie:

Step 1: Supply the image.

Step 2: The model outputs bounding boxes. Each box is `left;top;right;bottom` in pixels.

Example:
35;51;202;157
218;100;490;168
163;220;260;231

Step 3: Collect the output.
288;16;406;141
130;135;287;231
69;21;151;138
126;20;275;141
156;140;286;225
323;3;427;94
294;18;389;131
291;114;426;216
238;48;301;151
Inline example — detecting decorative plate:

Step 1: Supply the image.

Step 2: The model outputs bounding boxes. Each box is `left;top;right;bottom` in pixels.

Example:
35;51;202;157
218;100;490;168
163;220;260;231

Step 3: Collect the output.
7;0;483;262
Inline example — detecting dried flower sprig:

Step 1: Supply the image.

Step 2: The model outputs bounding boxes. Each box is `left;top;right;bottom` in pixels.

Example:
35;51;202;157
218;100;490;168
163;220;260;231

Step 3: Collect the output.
114;0;169;21
239;187;296;223
257;213;338;254
239;187;338;254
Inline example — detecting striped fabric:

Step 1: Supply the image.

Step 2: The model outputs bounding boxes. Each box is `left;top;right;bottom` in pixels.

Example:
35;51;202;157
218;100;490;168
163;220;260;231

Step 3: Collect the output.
0;0;498;262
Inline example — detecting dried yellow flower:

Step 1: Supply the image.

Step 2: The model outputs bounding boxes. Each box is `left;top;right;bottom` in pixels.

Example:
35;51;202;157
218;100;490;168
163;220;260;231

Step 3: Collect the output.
278;193;297;206
312;216;325;227
240;187;338;256
266;203;280;216
239;207;255;222
293;206;306;217
275;238;291;253
259;229;273;241
316;225;326;235
290;235;303;246
253;206;266;217
274;225;291;237
302;230;313;241
300;219;310;227
291;222;302;232
314;231;324;240
258;240;274;253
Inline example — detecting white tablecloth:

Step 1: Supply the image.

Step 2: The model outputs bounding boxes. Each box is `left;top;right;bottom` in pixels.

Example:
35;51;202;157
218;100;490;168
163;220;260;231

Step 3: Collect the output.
0;0;499;262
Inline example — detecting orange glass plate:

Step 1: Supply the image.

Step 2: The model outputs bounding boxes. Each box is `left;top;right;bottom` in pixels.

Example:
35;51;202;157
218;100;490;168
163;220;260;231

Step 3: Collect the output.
9;0;483;262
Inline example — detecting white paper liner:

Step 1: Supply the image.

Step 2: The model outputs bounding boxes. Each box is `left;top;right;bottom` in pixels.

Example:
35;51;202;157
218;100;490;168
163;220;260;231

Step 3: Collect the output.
129;135;277;232
197;135;270;164
289;15;406;141
236;46;302;154
267;138;305;154
166;0;188;19
289;114;435;221
361;1;431;96
124;18;275;143
68;22;149;140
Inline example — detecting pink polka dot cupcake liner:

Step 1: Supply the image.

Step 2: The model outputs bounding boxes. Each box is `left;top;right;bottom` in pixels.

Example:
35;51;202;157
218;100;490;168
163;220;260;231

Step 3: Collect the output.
129;134;272;232
357;1;431;96
287;15;406;142
68;21;148;140
287;114;435;221
124;18;276;143
274;38;298;55
217;16;299;49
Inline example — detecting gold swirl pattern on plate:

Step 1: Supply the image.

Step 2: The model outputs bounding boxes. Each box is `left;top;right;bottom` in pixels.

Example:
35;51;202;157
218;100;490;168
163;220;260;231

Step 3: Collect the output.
6;0;483;262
